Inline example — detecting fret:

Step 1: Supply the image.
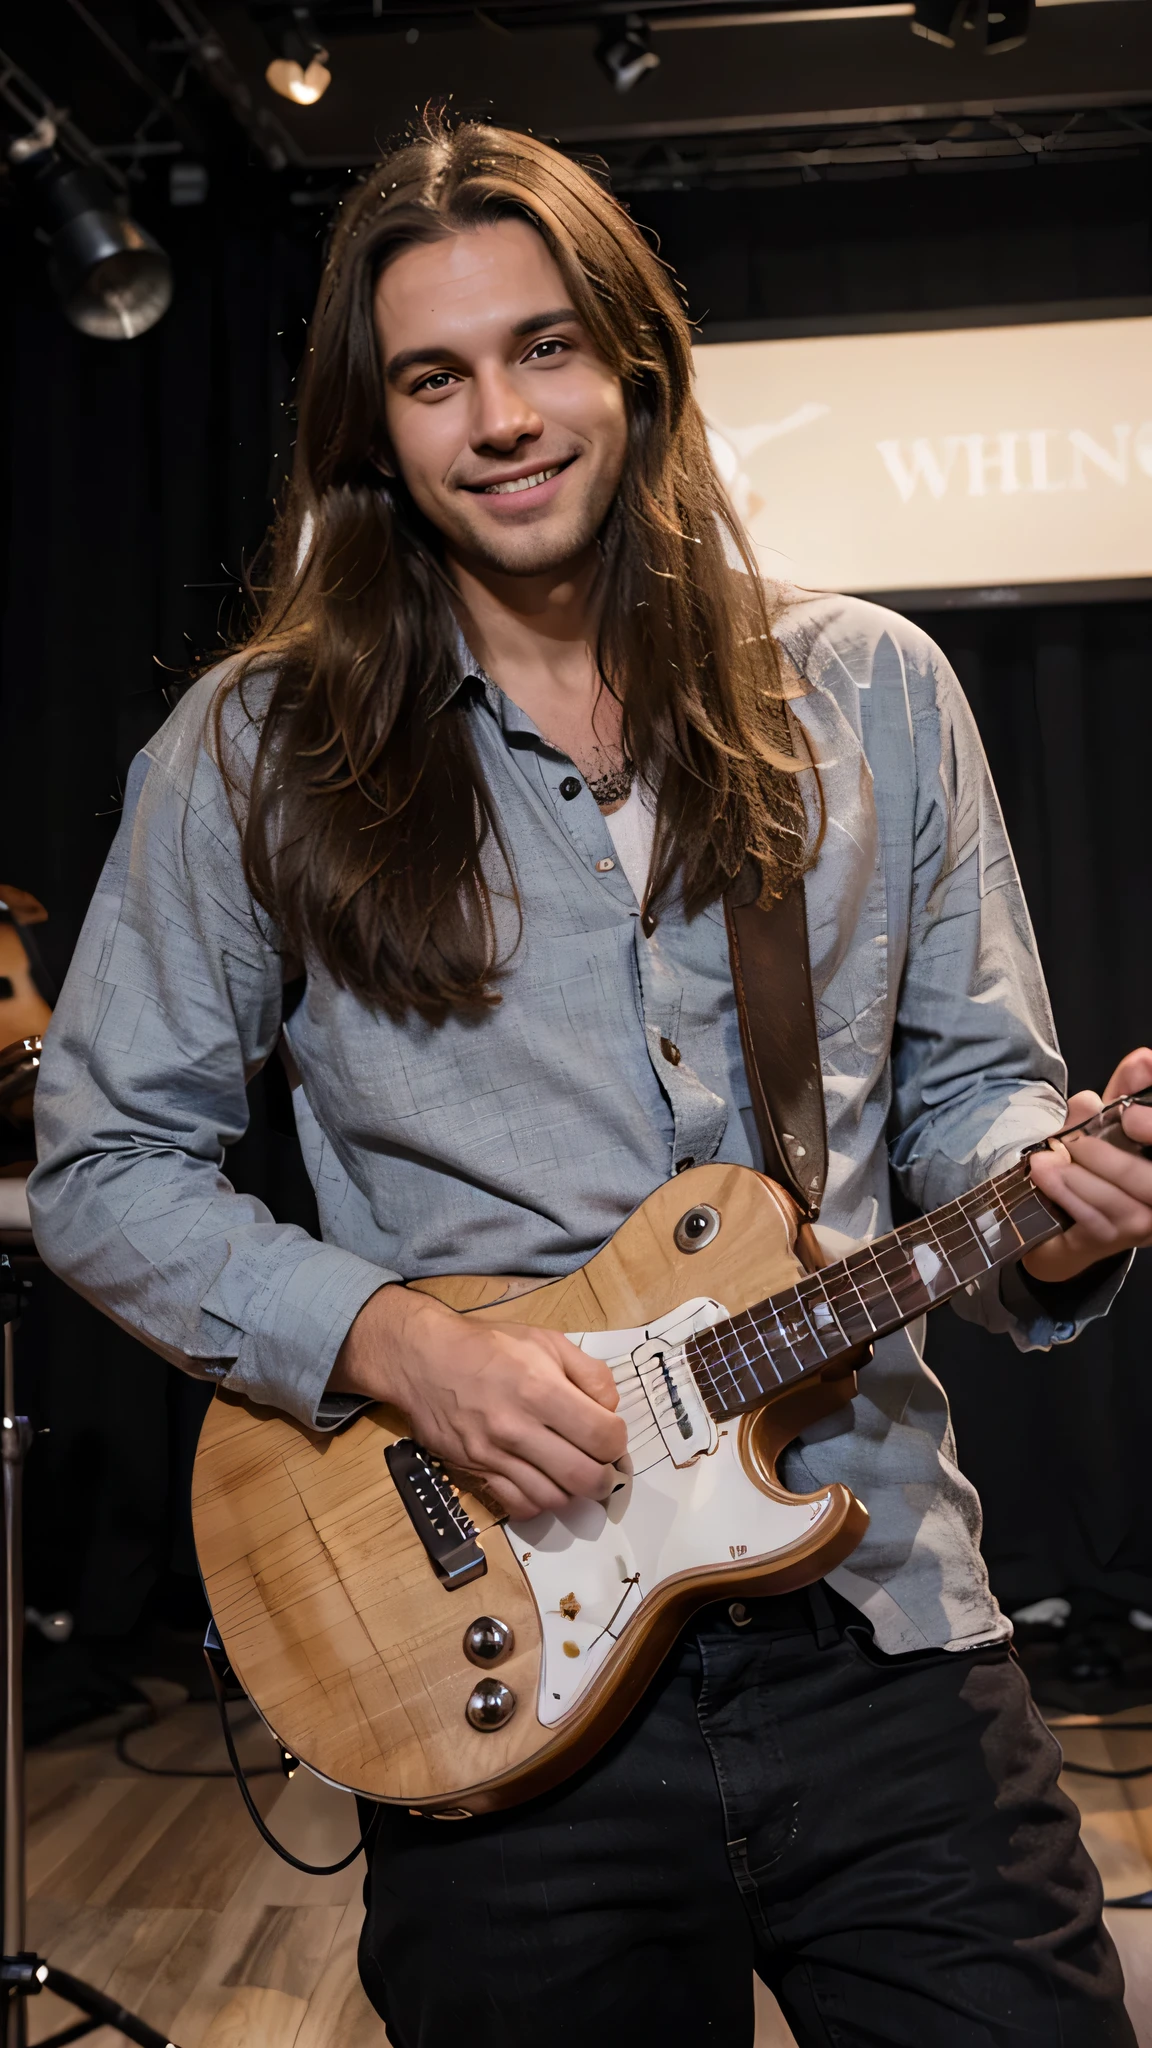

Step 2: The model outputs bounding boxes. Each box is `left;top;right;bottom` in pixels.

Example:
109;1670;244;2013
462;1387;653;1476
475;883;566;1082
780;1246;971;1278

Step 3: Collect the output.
795;1274;850;1350
683;1156;1065;1425
999;1186;1064;1249
686;1323;766;1421
724;1309;778;1381
815;1263;878;1347
912;1207;964;1284
686;1331;746;1404
762;1290;828;1375
690;1323;752;1393
793;1284;838;1360
841;1244;906;1330
912;1216;963;1294
720;1317;770;1399
967;1183;1025;1263
870;1238;936;1322
874;1221;957;1311
927;1201;993;1285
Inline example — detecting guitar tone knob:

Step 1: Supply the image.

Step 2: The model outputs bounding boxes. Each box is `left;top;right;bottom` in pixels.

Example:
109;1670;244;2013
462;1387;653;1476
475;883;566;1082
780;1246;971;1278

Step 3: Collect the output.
465;1677;516;1731
673;1203;720;1253
463;1616;514;1667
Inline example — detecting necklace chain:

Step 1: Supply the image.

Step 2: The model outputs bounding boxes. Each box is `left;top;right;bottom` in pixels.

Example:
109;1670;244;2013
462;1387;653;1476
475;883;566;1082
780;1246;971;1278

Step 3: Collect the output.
585;761;634;806
472;662;632;808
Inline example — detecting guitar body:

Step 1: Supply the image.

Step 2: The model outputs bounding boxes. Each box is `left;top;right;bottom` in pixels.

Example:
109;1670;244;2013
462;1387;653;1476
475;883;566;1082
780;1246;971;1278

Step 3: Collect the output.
192;1163;869;1816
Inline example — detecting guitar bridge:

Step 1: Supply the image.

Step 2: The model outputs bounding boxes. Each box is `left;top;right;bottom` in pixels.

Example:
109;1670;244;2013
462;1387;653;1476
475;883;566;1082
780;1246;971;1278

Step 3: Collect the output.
384;1439;488;1589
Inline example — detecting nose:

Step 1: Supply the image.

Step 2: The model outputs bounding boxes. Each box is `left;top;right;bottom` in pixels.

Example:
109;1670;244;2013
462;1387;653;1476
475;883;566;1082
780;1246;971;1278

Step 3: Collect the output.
470;362;543;456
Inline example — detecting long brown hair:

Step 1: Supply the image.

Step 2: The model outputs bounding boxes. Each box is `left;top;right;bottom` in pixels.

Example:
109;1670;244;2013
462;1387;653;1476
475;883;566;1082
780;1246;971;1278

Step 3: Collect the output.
222;113;815;1023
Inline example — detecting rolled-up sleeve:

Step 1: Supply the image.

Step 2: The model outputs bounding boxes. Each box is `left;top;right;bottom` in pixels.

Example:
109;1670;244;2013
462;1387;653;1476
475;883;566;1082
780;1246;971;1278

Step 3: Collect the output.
28;677;393;1427
886;639;1128;1352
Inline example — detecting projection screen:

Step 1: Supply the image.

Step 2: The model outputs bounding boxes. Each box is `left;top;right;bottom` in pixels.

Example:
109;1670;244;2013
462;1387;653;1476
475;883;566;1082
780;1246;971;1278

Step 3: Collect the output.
691;315;1152;600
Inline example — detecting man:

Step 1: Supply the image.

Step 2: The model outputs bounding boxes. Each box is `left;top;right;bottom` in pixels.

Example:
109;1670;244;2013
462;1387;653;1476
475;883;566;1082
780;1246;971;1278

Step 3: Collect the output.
30;118;1152;2047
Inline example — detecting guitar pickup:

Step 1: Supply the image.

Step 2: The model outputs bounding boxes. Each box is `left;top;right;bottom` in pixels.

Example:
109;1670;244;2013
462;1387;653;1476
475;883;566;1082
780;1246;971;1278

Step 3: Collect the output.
384;1438;488;1589
630;1337;718;1467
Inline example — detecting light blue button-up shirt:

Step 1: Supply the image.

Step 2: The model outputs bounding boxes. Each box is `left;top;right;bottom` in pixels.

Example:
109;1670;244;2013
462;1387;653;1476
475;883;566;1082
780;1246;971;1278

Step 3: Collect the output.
29;592;1124;1654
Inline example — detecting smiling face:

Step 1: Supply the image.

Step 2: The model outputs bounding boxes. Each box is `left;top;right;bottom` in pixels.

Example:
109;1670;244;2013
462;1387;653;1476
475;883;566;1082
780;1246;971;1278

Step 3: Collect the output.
373;217;630;579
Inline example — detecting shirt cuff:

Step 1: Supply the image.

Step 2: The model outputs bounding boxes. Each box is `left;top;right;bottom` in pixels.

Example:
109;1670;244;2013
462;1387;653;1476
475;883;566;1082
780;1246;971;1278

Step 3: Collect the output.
997;1250;1132;1349
314;1391;375;1433
205;1239;398;1429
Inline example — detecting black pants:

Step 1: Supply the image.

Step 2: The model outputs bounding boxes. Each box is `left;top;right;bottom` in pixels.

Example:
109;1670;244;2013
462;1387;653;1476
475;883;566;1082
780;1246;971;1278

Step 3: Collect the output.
357;1585;1134;2046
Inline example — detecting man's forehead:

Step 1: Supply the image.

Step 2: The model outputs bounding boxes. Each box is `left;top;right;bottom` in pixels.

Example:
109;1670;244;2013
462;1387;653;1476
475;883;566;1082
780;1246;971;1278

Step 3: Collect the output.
374;221;570;345
376;220;559;306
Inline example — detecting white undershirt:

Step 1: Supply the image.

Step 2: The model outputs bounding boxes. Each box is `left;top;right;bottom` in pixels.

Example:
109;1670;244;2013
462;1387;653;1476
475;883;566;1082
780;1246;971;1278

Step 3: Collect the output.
603;779;658;906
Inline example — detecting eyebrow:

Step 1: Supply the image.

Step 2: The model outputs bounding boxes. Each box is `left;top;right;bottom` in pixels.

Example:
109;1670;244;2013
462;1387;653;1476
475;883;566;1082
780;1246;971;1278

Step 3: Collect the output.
384;308;582;384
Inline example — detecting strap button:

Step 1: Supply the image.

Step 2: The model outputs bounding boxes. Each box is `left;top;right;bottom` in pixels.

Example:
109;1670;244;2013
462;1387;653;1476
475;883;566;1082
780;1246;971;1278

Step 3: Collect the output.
729;1602;751;1627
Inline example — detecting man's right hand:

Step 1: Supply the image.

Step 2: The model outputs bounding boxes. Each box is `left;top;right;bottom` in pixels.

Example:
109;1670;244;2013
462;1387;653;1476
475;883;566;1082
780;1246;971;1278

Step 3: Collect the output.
327;1284;628;1521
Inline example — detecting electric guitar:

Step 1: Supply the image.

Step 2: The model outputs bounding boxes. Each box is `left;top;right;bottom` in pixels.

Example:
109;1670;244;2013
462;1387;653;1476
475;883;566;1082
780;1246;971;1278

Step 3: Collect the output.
191;1088;1149;1818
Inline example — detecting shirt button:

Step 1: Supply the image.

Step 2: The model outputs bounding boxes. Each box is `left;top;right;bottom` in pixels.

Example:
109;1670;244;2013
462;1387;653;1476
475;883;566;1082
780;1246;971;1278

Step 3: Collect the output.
559;776;581;800
675;1156;695;1173
660;1037;681;1066
595;857;615;873
641;911;658;937
729;1602;751;1627
1054;1320;1076;1342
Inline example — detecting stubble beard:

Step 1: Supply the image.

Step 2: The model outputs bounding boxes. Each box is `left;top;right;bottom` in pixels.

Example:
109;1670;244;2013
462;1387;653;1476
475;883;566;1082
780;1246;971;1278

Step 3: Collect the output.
446;474;618;581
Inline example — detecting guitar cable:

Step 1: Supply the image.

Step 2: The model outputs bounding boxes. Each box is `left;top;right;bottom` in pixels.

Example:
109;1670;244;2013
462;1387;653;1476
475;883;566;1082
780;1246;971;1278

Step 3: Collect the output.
116;1699;282;1780
204;1646;380;1876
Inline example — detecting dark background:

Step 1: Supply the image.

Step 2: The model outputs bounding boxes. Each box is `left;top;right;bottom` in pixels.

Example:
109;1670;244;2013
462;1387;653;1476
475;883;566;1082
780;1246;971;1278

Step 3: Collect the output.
1;1;1150;1709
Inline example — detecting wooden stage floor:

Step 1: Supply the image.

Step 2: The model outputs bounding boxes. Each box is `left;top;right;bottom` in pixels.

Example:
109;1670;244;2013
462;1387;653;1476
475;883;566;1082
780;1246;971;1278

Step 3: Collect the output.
26;1693;1152;2048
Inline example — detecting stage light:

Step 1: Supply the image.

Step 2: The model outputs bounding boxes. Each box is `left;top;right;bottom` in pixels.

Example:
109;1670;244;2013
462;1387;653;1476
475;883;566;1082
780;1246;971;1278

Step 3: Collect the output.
596;14;661;93
265;8;332;105
985;0;1033;53
11;130;172;340
911;0;1032;47
909;0;969;41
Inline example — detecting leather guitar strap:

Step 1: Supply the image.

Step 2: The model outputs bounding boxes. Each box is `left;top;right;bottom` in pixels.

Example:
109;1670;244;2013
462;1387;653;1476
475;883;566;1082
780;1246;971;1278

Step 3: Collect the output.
724;877;828;1223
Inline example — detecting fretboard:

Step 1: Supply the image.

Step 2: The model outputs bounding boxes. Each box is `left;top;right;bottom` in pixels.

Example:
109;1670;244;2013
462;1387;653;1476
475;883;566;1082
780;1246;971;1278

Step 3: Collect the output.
685;1160;1064;1423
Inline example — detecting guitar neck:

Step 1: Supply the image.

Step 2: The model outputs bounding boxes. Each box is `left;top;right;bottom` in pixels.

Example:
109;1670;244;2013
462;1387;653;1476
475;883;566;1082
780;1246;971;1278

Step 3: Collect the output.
685;1159;1065;1423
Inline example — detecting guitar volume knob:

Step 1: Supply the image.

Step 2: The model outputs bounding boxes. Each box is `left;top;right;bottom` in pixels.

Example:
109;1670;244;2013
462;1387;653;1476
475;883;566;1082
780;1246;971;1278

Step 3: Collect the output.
674;1203;720;1253
465;1677;516;1731
463;1616;514;1666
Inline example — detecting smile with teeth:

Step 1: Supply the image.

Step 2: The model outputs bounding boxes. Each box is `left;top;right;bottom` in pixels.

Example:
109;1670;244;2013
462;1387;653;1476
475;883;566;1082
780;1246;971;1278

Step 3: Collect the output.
478;463;565;495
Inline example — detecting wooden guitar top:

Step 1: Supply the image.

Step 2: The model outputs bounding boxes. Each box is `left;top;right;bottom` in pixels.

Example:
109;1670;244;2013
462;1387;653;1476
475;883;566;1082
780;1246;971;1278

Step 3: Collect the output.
192;1164;863;1812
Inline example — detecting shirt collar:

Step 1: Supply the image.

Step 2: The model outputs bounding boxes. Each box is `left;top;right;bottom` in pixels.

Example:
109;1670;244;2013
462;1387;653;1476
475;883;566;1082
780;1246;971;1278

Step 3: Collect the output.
428;625;558;749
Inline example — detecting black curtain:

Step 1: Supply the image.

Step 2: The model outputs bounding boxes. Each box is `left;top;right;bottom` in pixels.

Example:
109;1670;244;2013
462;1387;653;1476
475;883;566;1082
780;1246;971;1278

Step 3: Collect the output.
2;175;1150;1647
917;603;1152;1612
0;188;320;1638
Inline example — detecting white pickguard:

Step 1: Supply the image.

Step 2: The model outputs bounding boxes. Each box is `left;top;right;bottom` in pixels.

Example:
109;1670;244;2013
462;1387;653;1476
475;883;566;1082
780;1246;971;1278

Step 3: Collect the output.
505;1298;834;1726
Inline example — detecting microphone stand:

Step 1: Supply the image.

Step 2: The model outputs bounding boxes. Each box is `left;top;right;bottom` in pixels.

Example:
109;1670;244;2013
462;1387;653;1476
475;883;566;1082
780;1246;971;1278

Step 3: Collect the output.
0;1252;179;2048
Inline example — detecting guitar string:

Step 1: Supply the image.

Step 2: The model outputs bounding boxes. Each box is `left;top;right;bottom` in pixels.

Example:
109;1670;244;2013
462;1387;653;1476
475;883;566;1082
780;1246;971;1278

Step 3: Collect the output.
600;1150;1058;1435
704;1190;1058;1415
617;1157;1039;1401
693;1088;1139;1405
608;1171;1046;1452
686;1161;1050;1414
691;1181;1046;1414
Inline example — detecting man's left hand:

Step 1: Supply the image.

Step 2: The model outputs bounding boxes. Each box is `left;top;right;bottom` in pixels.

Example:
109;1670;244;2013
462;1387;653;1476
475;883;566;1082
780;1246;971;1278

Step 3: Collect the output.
1023;1047;1152;1286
